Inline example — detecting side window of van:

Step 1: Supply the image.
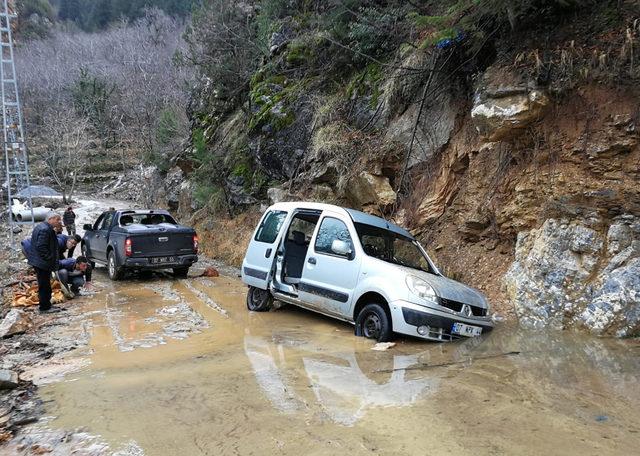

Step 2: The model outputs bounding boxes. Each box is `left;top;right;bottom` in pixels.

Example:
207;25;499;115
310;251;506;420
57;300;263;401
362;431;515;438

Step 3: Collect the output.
255;210;287;243
315;217;353;258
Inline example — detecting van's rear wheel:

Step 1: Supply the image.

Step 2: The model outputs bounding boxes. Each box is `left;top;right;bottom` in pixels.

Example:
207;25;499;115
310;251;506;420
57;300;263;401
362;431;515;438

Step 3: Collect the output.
246;286;272;312
356;303;392;342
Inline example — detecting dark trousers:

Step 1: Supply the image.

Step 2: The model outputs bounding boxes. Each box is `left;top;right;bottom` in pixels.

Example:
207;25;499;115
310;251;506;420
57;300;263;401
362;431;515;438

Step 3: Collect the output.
35;267;52;310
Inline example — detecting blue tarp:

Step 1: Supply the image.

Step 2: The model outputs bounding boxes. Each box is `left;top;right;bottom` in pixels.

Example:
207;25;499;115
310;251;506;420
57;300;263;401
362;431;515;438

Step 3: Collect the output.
436;31;466;50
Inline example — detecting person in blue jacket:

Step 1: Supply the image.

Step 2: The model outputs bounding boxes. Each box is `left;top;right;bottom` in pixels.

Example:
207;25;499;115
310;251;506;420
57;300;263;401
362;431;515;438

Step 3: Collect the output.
26;212;64;313
21;233;81;260
57;233;81;258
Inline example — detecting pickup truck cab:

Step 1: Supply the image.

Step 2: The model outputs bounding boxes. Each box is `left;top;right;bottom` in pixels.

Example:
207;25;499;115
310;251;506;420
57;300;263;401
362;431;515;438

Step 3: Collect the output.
81;209;198;280
241;202;493;342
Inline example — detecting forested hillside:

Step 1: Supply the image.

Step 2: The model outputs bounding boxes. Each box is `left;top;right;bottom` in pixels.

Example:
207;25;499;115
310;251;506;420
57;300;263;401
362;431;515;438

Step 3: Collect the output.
17;0;197;37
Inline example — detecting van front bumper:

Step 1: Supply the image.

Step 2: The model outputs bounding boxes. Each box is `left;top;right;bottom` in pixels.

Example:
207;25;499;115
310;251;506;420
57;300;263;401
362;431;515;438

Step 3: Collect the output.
389;300;494;341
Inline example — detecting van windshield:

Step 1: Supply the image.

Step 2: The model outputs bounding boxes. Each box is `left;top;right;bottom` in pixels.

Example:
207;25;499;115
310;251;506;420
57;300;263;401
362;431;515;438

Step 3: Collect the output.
354;222;434;274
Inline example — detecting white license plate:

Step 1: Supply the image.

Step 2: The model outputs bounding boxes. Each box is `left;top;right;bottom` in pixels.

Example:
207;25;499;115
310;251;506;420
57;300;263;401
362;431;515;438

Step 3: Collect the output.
452;322;482;337
151;256;175;264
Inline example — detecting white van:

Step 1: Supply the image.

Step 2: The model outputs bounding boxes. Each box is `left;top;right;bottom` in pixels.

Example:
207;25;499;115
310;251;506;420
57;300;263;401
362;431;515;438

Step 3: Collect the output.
241;202;493;342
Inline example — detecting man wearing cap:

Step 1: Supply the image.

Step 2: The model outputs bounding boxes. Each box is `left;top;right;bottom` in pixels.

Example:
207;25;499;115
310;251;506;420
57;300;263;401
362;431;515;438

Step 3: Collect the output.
27;211;64;313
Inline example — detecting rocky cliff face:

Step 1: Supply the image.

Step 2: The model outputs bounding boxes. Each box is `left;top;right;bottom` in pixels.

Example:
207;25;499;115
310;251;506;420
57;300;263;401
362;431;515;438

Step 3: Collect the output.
506;217;640;336
130;4;640;336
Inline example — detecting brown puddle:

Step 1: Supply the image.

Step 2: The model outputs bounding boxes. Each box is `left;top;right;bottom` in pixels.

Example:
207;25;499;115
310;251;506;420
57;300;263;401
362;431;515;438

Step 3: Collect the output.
36;273;640;455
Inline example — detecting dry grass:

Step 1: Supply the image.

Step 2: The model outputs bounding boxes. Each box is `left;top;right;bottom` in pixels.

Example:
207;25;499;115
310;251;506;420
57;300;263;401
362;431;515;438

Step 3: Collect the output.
196;211;262;268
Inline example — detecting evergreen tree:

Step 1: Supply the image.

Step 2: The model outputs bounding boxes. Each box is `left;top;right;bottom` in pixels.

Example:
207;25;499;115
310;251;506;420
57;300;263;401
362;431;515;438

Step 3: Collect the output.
58;0;81;22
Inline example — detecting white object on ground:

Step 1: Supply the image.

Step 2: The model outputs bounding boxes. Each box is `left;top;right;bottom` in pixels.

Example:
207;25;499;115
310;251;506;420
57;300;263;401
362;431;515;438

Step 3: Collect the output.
371;342;396;351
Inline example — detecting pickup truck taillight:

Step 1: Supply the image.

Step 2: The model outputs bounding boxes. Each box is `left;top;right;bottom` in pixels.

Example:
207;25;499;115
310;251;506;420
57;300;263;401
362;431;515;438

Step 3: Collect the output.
125;238;132;257
193;234;199;254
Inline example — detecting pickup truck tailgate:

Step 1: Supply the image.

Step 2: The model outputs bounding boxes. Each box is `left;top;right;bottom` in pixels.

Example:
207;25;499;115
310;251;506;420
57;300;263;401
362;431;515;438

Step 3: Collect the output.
130;231;194;257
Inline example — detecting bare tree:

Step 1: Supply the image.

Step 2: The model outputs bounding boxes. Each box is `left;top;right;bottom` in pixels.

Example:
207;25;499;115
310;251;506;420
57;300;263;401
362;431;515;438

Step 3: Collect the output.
15;8;192;166
38;105;91;203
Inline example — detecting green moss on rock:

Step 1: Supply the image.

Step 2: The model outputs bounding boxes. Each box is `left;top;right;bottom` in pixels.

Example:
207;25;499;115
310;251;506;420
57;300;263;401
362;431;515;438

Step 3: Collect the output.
346;63;384;109
248;75;303;133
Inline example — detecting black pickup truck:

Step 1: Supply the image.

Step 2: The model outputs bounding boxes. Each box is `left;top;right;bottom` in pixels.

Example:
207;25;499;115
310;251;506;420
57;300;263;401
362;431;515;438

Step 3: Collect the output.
81;209;198;280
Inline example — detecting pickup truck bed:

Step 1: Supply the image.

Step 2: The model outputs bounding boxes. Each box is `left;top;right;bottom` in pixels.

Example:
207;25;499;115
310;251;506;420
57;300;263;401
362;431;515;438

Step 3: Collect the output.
81;210;198;280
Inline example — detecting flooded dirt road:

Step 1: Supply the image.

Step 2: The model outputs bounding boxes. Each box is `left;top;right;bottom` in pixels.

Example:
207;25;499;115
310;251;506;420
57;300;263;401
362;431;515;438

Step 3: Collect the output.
8;271;640;455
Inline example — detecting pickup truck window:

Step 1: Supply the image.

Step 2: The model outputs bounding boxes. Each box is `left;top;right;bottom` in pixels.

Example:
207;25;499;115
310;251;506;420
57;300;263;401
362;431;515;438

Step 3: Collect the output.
120;213;177;226
100;212;114;231
314;217;353;258
255;210;287;243
93;214;104;231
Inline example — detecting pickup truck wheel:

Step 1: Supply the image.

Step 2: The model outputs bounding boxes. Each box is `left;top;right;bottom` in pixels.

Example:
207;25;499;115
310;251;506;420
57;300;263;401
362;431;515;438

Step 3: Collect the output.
356;303;392;342
107;251;124;281
81;244;96;269
246;286;272;312
173;267;189;278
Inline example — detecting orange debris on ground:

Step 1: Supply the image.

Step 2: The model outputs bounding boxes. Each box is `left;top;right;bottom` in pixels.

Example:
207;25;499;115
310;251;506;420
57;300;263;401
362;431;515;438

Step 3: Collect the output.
12;280;65;307
202;267;219;278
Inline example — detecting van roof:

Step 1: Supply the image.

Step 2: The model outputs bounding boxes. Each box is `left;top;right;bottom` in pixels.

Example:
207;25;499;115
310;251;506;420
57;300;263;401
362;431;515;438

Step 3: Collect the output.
269;201;414;240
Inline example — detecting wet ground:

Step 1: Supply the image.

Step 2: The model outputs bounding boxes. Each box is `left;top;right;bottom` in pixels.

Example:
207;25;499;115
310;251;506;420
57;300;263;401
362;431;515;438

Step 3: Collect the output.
4;270;640;455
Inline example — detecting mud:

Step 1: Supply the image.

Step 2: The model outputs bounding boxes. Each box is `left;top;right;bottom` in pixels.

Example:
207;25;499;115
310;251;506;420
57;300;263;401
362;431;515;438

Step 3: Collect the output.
2;269;639;455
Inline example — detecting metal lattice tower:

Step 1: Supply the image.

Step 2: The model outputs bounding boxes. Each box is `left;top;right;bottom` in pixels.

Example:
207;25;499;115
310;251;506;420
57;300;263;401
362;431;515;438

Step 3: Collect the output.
1;0;34;243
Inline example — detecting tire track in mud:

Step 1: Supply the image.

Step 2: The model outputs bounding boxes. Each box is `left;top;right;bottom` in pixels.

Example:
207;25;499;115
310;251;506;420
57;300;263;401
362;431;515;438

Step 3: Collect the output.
100;282;210;352
180;279;229;317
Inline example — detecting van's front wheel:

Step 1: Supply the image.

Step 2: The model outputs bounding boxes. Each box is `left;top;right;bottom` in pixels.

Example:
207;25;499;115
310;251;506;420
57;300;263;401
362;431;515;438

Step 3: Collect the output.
356;303;392;342
246;286;273;312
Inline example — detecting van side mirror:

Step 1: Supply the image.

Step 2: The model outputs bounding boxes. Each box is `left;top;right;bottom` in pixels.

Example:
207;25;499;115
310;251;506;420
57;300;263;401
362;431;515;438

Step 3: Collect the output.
331;239;352;258
83;224;93;231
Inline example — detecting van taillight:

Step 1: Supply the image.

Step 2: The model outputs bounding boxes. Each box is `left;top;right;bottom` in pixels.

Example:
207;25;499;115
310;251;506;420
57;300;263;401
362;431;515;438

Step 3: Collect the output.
193;234;199;254
125;238;132;257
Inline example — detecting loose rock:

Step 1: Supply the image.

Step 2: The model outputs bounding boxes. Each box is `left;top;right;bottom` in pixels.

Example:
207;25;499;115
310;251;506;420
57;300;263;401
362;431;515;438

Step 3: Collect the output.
0;369;19;390
0;309;33;338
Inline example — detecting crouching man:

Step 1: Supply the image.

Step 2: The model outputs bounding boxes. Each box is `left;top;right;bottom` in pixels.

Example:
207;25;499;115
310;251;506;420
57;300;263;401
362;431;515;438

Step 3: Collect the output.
57;256;94;295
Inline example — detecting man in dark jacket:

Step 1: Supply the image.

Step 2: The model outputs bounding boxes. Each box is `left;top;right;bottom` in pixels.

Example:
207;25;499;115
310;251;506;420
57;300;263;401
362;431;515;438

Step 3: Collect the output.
27;211;64;313
57;256;93;294
63;206;77;236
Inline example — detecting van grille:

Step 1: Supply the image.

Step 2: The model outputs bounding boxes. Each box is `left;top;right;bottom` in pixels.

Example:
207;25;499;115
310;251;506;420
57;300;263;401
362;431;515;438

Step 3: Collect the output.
439;298;487;317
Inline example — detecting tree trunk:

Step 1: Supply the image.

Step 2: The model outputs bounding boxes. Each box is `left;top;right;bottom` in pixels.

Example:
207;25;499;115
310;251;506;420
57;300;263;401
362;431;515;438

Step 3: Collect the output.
506;6;517;31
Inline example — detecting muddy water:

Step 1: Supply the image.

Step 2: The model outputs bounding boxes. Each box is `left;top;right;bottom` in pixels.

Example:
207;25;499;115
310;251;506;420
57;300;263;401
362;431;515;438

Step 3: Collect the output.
40;273;640;455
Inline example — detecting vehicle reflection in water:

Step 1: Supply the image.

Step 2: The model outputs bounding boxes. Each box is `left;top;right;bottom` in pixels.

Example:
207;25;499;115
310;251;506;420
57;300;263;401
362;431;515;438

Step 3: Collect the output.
244;333;439;426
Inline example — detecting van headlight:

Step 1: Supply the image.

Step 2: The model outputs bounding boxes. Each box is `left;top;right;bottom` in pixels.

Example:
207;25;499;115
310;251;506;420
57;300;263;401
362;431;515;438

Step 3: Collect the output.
405;275;437;302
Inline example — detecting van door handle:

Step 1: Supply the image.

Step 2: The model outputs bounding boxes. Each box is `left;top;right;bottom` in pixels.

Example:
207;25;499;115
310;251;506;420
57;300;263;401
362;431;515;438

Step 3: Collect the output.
308;257;316;265
265;248;272;258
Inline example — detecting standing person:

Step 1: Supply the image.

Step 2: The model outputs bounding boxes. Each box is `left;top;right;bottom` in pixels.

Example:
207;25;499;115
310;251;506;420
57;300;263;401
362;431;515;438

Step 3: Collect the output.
63;206;77;236
27;211;64;313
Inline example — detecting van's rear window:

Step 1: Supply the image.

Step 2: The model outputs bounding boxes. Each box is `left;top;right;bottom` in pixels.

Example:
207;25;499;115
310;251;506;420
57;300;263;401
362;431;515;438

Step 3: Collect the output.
255;210;287;243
